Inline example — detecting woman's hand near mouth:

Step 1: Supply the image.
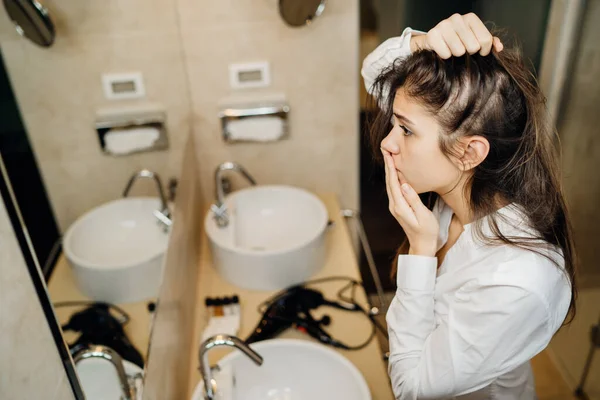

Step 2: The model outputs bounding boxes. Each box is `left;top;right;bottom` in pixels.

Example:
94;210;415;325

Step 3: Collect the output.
382;150;439;257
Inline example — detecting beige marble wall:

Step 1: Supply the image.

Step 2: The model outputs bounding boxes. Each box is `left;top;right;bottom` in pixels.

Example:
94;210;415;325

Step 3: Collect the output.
0;0;192;232
0;162;75;399
143;134;203;400
0;0;359;232
178;0;359;210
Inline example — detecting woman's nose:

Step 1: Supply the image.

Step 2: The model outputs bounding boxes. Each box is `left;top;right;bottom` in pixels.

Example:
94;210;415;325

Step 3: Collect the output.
381;132;400;155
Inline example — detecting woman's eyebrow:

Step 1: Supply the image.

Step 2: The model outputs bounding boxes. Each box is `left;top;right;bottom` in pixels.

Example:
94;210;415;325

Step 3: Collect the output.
393;112;415;127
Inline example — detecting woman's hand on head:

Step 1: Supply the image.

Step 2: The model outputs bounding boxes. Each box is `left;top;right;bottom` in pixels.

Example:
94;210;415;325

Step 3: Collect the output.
382;150;439;257
410;13;504;59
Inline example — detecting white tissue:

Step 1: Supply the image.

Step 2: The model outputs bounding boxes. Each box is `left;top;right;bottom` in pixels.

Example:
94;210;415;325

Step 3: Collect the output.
103;127;160;155
226;116;285;142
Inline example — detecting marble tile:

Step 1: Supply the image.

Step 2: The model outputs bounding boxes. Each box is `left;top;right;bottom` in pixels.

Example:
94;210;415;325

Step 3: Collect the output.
0;184;75;400
1;29;191;231
175;0;279;28
180;0;360;210
45;0;179;37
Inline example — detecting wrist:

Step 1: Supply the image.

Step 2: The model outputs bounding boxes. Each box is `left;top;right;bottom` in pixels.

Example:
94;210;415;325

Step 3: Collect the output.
408;244;436;257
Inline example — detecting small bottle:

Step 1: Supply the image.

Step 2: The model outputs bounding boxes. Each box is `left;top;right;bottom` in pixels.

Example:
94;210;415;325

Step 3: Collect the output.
214;297;224;317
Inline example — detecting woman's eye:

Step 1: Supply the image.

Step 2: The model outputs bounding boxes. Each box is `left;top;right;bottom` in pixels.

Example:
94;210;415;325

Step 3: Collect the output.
399;124;412;136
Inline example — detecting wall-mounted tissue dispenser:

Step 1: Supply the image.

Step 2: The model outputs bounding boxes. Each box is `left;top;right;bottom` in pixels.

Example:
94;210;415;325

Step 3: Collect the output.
95;107;168;156
219;101;290;143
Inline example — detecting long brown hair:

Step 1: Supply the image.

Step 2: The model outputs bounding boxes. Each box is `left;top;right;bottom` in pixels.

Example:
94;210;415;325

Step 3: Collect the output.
368;45;577;324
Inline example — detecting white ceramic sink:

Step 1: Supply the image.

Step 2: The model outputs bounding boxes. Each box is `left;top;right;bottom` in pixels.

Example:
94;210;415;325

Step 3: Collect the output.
191;339;371;400
76;358;143;400
63;197;169;303
205;185;328;291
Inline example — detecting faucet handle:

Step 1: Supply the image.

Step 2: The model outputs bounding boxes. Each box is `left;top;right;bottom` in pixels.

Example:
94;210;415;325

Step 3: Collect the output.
210;203;229;227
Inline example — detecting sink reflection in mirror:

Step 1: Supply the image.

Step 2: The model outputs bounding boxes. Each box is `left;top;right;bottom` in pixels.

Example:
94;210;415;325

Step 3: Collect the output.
205;184;329;291
46;169;174;400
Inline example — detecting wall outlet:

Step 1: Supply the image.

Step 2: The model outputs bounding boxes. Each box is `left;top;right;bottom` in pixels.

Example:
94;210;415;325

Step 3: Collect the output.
228;62;271;89
101;72;146;100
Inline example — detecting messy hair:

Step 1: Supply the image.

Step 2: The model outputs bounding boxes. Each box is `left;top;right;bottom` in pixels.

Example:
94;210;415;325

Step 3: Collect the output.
369;46;577;324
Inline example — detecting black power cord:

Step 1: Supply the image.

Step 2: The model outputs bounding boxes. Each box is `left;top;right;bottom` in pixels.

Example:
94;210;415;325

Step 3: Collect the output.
255;276;388;351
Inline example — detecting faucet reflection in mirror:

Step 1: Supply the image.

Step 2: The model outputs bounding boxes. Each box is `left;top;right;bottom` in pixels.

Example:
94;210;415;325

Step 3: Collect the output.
72;344;139;400
211;162;257;228
123;169;172;231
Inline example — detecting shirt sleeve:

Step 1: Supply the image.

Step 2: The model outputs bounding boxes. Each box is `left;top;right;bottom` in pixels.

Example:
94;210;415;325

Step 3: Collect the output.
387;255;551;399
360;27;426;99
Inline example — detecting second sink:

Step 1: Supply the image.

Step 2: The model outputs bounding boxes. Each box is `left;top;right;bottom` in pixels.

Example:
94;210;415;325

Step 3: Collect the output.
63;197;169;303
192;338;371;400
204;185;328;291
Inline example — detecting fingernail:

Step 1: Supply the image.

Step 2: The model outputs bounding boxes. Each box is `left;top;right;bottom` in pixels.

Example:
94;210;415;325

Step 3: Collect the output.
402;183;410;194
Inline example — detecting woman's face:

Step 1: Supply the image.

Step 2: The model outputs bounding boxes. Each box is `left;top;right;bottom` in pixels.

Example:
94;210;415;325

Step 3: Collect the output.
380;88;461;194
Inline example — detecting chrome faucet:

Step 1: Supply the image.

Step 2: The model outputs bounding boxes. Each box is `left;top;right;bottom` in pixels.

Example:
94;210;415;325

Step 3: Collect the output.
123;169;172;229
211;162;257;228
72;344;137;400
198;334;263;399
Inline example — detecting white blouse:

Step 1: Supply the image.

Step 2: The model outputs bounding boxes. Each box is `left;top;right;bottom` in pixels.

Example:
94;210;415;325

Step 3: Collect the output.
362;31;572;400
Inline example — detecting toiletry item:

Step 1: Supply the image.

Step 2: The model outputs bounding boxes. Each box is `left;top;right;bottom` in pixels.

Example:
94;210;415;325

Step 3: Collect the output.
201;295;242;342
214;297;224;317
205;298;214;317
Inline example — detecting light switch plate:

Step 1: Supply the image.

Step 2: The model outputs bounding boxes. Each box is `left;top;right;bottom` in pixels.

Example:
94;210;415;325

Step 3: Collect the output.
229;62;271;89
102;72;146;100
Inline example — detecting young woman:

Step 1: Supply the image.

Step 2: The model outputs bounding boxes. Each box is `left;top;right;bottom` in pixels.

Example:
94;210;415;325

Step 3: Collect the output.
362;13;576;399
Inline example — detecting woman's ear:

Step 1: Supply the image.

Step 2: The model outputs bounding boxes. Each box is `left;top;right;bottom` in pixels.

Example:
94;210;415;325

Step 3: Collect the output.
457;136;490;171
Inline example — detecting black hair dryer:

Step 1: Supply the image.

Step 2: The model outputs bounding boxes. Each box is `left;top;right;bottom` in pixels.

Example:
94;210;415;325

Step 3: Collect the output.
61;303;144;368
245;286;358;348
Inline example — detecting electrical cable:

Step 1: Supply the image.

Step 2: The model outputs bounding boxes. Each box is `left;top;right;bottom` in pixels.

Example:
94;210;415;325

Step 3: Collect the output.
255;276;389;350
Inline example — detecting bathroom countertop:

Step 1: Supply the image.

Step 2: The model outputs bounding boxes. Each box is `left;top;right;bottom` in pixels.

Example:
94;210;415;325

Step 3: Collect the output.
47;254;153;360
188;193;394;399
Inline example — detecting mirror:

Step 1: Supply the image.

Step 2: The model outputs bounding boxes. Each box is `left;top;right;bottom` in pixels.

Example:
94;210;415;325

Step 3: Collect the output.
0;44;170;399
2;0;55;47
279;0;326;27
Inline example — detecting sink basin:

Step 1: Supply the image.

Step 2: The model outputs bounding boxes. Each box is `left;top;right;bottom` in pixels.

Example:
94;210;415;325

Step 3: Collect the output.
63;197;169;303
191;339;371;400
76;357;142;400
205;185;328;291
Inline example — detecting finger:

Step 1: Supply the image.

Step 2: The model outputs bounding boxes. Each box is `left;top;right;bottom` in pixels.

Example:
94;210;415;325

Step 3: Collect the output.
400;182;429;220
449;13;481;54
381;149;393;204
464;13;493;56
396;169;408;187
385;154;417;224
438;23;466;57
427;27;452;59
492;36;504;52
